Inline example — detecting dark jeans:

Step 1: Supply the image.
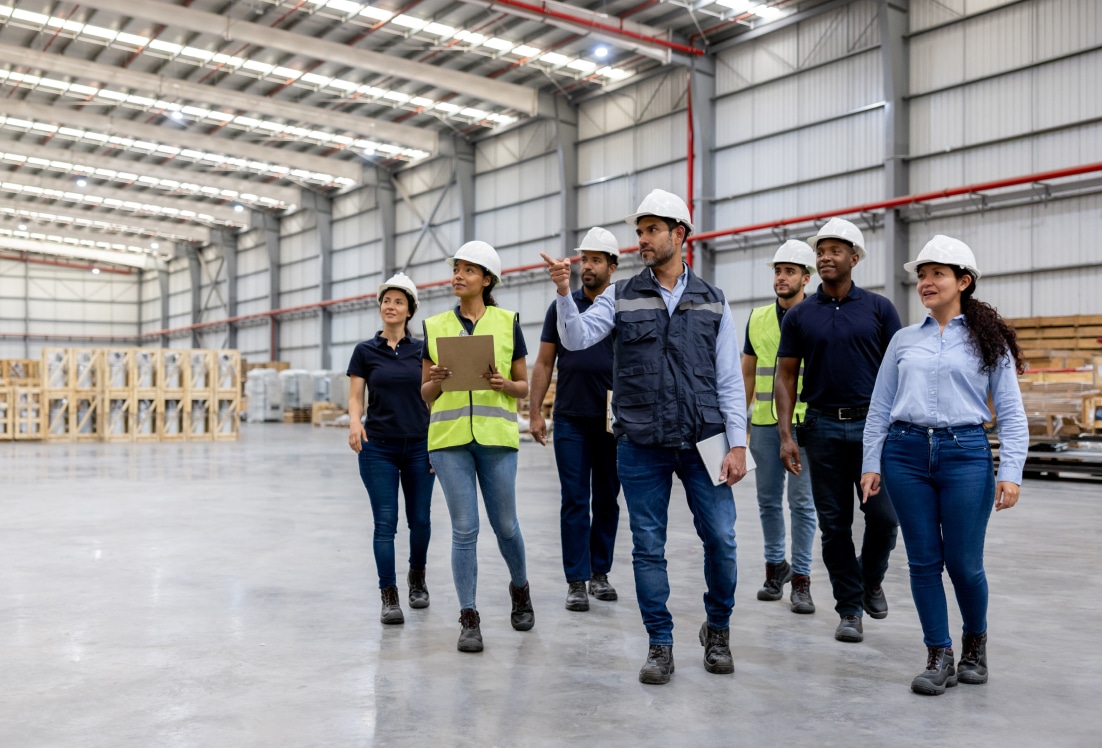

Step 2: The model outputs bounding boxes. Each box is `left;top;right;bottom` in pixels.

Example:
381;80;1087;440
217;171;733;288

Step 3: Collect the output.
553;415;621;583
357;437;435;589
881;423;994;648
617;438;737;645
798;409;898;616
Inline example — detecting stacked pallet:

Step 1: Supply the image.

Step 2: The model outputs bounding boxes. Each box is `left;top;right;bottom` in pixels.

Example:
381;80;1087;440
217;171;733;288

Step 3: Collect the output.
0;348;241;442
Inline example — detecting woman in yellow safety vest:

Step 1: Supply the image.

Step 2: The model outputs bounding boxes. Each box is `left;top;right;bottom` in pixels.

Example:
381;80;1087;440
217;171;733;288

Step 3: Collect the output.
421;240;534;653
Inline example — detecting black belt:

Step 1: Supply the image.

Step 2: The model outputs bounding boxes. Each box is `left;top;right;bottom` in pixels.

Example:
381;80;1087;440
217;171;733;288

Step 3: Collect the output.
812;406;869;421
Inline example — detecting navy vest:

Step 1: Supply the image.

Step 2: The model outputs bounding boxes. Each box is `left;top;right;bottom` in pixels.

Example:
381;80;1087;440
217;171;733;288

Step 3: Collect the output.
612;266;727;448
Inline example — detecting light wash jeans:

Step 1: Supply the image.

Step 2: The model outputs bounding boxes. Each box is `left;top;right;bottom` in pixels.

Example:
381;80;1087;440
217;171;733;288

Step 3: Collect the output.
430;442;527;611
748;424;817;576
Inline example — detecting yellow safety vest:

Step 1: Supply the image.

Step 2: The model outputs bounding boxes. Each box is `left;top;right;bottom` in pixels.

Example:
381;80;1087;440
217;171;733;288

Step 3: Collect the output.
748;303;806;426
424;306;520;450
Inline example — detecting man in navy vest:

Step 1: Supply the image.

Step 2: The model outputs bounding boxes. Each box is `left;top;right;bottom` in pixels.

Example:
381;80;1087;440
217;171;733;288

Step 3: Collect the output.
541;189;747;686
529;227;622;614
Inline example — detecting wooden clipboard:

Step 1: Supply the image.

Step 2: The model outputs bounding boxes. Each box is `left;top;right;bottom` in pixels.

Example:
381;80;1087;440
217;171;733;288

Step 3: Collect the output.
437;335;497;392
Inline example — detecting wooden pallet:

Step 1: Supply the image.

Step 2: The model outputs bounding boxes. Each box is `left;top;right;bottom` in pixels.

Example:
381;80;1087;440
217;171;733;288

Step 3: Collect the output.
283;406;312;424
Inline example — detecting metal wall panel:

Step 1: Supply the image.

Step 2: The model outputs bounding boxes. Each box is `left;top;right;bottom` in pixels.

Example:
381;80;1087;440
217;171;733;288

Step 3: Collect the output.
237;327;268;360
476;120;557;172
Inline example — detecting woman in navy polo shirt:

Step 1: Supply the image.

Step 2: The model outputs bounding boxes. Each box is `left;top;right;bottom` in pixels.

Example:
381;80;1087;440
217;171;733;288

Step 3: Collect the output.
347;272;435;626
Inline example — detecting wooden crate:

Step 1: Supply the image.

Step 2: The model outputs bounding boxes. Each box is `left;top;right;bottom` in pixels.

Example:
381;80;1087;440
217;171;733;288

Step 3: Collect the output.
187;350;215;393
13;386;43;440
311;401;345;427
103;349;136;391
134;349;161;389
215;350;242;395
0;386;11;440
2;359;40;383
185;395;213;441
42;348;71;389
71;349;104;391
132;395;160;442
71;393;104;442
45;393;72;441
160;350;189;394
104;394;134;442
213;396;240;440
159;397;186;440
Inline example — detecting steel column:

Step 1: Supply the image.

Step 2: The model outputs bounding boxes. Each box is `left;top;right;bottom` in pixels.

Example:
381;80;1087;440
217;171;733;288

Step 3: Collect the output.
554;97;580;289
881;0;911;320
301;192;334;370
158;268;170;348
255;210;282;361
454;137;476;245
185;244;203;348
689;57;717;283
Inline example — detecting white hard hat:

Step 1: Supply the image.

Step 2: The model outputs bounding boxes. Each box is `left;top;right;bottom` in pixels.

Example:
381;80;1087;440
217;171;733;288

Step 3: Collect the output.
768;239;817;275
904;235;981;279
574;226;620;258
447;240;502;284
377;271;419;306
807;217;866;260
624;188;695;234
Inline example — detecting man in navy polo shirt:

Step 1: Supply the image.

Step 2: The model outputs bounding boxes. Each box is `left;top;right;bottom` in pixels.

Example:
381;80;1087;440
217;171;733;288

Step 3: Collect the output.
774;217;902;644
529;227;621;613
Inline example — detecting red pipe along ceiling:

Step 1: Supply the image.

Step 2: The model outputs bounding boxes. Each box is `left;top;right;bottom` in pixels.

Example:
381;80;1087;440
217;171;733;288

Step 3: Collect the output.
488;0;705;56
135;161;1102;339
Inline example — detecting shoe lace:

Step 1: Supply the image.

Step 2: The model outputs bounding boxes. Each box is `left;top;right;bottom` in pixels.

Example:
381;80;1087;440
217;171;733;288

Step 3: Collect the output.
512;583;532;608
382;587;400;606
792;576;810;594
647;645;669;663
459;609;480;629
961;635;983;663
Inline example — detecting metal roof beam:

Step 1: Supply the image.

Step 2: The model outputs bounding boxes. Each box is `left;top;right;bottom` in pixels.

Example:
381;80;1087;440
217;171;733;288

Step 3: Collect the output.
5;225;168;253
76;0;540;115
0;198;210;243
0;99;363;184
0;236;161;269
0;171;243;225
0;43;437;155
0;139;301;207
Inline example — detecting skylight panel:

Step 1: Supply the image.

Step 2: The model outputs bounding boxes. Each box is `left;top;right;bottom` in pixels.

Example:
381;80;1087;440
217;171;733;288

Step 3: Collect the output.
483;38;514;52
359;6;394;22
148;40;182;54
540;53;570;66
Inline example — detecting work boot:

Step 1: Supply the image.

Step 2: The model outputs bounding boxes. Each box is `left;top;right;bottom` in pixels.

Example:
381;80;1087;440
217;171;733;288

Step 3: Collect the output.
756;560;793;601
639;645;675;685
457;609;483;653
911;646;958;695
862;584;888;619
565;581;589;612
835;615;863;642
509;581;535;631
790;574;815;614
697;622;735;675
380;586;404;625
588;573;618;601
957;632;989;685
407;568;429;609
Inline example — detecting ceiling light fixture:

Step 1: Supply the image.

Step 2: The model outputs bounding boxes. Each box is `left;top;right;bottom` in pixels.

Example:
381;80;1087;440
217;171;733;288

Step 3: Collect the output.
595;46;609;58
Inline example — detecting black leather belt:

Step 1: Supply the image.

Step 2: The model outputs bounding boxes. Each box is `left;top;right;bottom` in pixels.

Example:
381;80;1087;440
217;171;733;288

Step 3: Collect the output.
814;406;869;421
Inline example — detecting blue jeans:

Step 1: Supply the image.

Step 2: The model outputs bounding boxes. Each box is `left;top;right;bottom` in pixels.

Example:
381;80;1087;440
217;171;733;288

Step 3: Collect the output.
553;415;621;583
357;437;435;589
881;423;995;649
797;410;898;616
429;443;527;611
617;438;737;645
749;424;816;576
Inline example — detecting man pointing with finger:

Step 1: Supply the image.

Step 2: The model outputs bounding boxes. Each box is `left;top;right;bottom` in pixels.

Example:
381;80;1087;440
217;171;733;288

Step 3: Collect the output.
529;227;622;614
541;188;747;686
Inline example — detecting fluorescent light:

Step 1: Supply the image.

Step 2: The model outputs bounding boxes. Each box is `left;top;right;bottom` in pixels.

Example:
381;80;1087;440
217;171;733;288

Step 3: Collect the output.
540;52;570;66
568;60;598;72
483;37;514;52
512;45;541;57
715;0;754;10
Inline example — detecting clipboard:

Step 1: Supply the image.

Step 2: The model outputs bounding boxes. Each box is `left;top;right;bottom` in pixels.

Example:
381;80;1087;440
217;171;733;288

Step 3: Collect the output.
437;335;496;392
695;432;756;486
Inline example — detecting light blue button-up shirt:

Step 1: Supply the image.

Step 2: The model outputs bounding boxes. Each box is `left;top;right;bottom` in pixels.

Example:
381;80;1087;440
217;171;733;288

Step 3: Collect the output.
555;264;747;449
862;314;1028;484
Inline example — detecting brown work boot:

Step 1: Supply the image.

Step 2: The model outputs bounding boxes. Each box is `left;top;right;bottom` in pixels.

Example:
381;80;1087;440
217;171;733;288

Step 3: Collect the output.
911;646;957;695
407;568;429;609
509;581;534;631
957;632;988;685
457;608;483;653
790;574;815;614
757;560;793;601
380;586;404;625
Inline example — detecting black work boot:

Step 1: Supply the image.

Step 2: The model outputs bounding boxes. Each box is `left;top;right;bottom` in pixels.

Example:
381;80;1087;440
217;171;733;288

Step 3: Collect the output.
457;609;483;653
835;615;863;642
380;586;404;625
697;622;735;674
639;645;675;685
407;568;429;609
565;581;589;611
911;646;958;695
509;581;535;631
588;573;618;601
862;584;888;619
790;574;815;614
957;632;989;685
757;560;792;601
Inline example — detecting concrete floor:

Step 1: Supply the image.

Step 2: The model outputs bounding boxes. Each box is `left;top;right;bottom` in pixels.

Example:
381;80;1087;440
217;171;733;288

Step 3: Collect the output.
2;424;1099;747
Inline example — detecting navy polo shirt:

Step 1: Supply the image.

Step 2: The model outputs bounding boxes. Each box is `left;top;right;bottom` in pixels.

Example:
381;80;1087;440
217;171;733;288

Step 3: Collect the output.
347;332;430;439
540;289;614;418
777;283;901;409
421;306;528;362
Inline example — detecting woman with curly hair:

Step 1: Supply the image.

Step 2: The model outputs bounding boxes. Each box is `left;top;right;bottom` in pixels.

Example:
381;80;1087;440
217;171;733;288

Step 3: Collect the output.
860;235;1028;696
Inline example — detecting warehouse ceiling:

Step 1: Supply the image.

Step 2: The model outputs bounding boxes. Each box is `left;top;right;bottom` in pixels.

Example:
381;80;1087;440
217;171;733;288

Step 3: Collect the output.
0;0;810;268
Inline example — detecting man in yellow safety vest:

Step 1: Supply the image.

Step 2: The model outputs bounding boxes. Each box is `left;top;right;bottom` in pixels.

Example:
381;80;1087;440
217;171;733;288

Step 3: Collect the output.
741;240;818;614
